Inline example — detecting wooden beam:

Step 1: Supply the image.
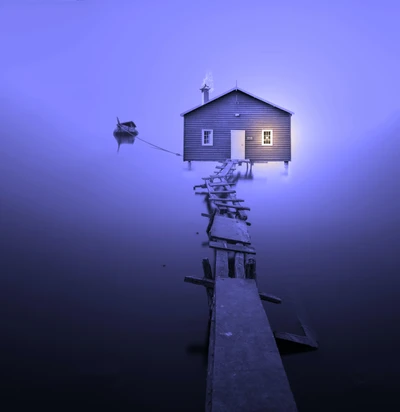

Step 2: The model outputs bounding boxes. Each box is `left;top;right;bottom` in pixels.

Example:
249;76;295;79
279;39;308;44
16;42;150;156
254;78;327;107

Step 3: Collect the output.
209;241;256;254
184;277;283;304
202;258;213;280
208;190;236;194
234;253;245;278
202;258;214;310
214;203;250;211
208;182;235;187
215;249;229;278
259;292;282;304
206;209;217;234
273;331;318;349
184;276;214;288
208;198;245;203
193;184;207;190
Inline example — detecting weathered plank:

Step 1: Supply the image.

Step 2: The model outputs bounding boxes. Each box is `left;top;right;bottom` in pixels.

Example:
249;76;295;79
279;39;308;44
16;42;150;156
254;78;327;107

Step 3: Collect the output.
273;331;318;349
208;182;235;187
206;209;217;234
208;198;245;203
215;249;229;278
184;276;214;288
213;203;251;211
202;258;214;310
259;292;282;304
209;240;256;254
184;276;283;306
208;278;298;412
234;252;245;278
206;293;216;411
202;258;213;280
209;215;251;244
193;184;207;190
214;161;237;178
208;190;236;195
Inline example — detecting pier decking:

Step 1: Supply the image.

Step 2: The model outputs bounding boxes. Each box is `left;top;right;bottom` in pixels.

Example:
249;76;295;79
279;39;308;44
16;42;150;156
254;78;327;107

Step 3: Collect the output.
209;278;297;411
185;159;317;411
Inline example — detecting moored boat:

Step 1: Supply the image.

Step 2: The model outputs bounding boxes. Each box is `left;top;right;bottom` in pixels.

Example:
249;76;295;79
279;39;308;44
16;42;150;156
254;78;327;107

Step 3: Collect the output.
113;117;139;137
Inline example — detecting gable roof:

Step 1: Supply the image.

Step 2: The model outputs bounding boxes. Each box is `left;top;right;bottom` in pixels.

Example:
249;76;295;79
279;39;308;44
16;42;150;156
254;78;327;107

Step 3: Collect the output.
180;87;294;116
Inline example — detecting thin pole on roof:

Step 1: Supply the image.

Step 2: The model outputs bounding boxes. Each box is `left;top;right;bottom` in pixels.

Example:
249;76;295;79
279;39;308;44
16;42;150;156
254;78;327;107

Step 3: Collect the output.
235;80;238;103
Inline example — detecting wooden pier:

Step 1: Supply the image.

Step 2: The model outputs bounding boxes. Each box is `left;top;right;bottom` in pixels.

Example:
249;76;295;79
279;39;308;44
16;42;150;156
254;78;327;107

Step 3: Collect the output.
185;159;317;412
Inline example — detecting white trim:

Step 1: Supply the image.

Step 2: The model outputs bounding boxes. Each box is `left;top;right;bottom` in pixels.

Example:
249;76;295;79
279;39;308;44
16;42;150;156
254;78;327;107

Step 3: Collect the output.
180;87;294;116
202;129;213;146
261;129;273;146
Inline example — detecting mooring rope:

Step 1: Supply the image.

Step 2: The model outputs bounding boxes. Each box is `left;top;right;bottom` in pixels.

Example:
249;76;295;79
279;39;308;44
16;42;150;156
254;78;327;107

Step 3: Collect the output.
117;124;182;157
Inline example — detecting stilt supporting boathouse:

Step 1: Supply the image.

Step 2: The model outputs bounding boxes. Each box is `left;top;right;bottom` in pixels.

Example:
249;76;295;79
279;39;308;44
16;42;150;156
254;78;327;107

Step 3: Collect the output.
185;159;317;412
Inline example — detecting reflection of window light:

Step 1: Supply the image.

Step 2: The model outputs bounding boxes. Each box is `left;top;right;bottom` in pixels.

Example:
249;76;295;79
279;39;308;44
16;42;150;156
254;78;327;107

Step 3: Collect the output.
261;130;273;146
202;129;213;146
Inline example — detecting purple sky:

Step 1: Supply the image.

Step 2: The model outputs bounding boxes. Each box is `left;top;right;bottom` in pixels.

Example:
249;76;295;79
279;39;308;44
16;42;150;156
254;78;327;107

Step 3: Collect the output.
2;0;399;163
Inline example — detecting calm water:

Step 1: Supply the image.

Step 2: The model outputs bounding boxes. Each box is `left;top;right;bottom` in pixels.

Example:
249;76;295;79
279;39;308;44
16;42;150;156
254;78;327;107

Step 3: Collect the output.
1;105;400;411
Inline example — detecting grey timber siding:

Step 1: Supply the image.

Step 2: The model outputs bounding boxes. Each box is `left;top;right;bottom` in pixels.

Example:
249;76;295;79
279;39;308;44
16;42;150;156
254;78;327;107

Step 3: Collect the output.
183;91;291;162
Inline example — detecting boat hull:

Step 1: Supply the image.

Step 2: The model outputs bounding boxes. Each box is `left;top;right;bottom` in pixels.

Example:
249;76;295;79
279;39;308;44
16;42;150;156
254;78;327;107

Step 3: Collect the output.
113;127;138;137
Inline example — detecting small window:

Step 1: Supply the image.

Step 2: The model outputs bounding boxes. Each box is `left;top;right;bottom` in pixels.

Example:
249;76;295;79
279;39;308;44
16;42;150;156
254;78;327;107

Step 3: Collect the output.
261;130;273;146
202;129;213;146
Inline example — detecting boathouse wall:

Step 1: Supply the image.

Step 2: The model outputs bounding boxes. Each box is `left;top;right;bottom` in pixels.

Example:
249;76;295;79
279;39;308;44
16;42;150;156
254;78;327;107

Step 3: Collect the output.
182;90;291;162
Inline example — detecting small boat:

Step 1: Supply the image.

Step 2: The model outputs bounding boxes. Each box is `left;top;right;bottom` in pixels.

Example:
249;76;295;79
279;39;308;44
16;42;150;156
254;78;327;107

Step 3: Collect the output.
113;117;139;137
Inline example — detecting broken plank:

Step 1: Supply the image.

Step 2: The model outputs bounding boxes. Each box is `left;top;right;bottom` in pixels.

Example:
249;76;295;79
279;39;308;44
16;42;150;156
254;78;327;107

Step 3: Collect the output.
259;292;282;304
209;215;251;244
209;240;256;254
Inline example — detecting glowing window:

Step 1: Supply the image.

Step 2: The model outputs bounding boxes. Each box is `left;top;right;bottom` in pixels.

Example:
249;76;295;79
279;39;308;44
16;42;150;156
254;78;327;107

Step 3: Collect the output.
202;129;213;146
261;130;273;146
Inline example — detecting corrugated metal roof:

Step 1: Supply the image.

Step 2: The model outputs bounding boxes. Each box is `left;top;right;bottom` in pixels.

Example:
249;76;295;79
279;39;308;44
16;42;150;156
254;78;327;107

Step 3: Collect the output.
180;87;294;116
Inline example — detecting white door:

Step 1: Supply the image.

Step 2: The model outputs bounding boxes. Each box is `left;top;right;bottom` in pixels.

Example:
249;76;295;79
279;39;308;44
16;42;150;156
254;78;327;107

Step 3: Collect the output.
231;130;246;159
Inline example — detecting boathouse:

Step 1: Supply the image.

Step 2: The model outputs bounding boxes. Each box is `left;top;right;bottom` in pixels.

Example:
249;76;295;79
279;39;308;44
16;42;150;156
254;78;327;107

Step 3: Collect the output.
180;85;294;164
